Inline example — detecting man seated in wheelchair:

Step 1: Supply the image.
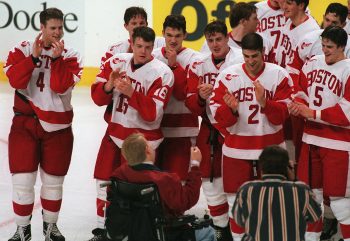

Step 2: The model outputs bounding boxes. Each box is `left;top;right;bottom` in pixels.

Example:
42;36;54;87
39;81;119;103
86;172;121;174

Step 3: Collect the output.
105;133;216;241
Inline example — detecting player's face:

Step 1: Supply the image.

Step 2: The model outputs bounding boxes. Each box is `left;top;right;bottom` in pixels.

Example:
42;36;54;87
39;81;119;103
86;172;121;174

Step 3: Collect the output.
269;0;280;8
323;13;344;28
163;27;187;52
206;32;229;59
124;15;147;38
242;49;264;75
277;0;286;9
283;0;303;19
244;13;259;34
322;38;345;65
41;19;63;47
131;37;154;64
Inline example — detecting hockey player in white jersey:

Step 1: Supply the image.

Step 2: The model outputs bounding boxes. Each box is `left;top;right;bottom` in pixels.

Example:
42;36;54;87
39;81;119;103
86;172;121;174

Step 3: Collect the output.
201;2;274;63
288;2;350;85
100;7;165;64
275;0;319;67
210;33;293;241
4;8;83;241
186;20;243;241
90;26;173;241
256;0;287;56
288;26;350;241
88;7;167;241
152;15;199;181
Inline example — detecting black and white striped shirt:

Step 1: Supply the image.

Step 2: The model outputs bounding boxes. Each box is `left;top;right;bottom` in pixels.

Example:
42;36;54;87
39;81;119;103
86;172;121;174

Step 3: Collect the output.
232;174;322;241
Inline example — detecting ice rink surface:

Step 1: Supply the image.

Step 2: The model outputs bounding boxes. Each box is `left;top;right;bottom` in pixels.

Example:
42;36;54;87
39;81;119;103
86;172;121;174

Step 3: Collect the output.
0;82;208;241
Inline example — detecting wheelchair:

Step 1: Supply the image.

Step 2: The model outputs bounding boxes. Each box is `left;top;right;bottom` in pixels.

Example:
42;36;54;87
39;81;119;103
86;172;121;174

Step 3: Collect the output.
104;178;212;241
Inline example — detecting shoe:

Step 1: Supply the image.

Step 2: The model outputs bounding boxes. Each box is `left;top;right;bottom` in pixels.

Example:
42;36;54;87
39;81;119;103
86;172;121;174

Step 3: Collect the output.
87;228;108;241
213;225;233;241
8;225;31;241
43;222;65;241
320;218;338;241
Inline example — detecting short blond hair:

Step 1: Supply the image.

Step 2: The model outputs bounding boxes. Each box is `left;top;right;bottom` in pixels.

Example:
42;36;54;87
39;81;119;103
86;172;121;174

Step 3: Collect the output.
121;133;147;166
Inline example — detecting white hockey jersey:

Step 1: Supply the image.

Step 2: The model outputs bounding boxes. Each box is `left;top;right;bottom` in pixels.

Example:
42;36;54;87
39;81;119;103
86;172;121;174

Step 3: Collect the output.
186;47;243;132
297;55;350;151
256;0;286;38
274;17;320;67
288;29;350;84
4;40;83;132
94;53;174;148
210;62;293;159
152;47;200;137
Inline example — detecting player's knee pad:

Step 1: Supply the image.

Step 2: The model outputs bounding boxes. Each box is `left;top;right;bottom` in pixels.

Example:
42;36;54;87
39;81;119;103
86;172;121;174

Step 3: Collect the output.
40;168;64;200
96;179;108;201
330;197;350;225
12;172;37;204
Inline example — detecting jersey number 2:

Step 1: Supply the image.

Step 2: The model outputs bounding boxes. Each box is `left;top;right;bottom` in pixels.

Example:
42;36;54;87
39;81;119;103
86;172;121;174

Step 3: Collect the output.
248;104;259;124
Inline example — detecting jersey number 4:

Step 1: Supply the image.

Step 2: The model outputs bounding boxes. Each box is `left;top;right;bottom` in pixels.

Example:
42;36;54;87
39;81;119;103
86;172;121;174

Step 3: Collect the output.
36;72;45;92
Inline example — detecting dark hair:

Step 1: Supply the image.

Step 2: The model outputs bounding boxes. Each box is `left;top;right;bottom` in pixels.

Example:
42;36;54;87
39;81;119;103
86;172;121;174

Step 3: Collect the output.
241;33;263;51
163;14;186;33
289;0;309;10
132;26;155;43
204;20;228;37
321;25;348;47
40;8;63;25
259;145;289;176
325;3;348;25
124;7;147;24
229;2;257;28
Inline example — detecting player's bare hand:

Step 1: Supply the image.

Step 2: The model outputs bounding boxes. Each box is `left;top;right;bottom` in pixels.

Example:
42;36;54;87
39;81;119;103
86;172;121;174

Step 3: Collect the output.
33;32;43;58
190;146;202;163
104;68;122;93
253;80;266;108
223;89;238;113
52;40;65;59
198;83;213;100
165;47;177;67
287;102;301;116
115;75;134;98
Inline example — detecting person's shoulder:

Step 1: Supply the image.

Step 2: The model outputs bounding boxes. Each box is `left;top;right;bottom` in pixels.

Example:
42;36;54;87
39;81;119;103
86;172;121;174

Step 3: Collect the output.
149;58;173;74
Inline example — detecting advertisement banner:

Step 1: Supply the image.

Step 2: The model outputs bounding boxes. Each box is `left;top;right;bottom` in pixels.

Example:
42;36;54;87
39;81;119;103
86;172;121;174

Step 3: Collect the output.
0;1;85;60
152;0;347;51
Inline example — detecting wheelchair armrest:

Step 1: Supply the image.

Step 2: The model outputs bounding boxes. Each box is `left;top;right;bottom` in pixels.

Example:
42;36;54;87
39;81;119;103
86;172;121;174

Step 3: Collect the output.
166;214;197;227
191;215;213;229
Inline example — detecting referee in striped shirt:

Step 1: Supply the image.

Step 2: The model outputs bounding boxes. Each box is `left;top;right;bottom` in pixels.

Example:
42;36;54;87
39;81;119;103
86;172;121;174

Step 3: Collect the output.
232;145;321;241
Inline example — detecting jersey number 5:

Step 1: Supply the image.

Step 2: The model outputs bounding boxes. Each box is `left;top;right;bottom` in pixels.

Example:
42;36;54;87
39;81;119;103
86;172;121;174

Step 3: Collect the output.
313;86;323;107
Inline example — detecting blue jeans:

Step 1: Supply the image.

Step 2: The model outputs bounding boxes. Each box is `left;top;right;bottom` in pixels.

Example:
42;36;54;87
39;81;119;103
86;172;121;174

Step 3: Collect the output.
195;226;216;241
